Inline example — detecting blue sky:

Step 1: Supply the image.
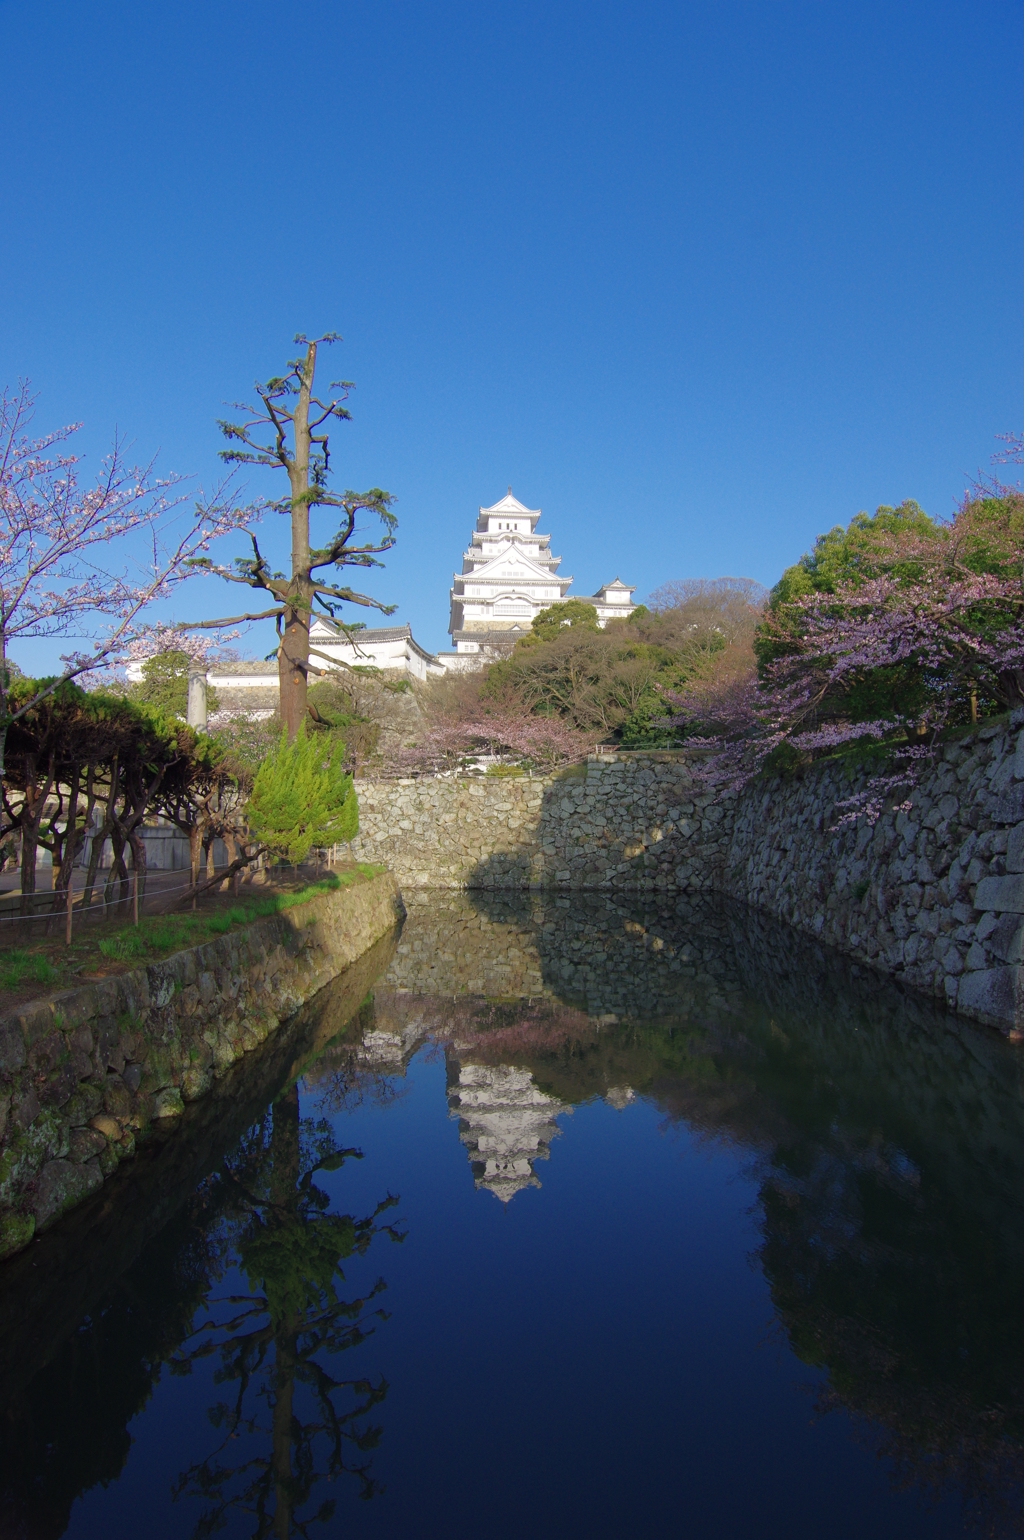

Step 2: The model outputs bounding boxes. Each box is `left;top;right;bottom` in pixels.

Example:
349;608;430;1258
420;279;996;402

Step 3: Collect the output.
2;1;1022;668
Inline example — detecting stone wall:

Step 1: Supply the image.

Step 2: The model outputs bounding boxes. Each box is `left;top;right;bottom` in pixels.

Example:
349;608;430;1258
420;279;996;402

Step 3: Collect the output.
0;873;404;1257
349;716;1024;1036
724;717;1024;1033
350;756;736;891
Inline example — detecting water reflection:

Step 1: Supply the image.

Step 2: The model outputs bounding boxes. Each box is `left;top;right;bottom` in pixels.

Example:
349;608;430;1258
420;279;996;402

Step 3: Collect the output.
446;1056;566;1202
170;1083;403;1529
381;890;1024;1524
0;893;1023;1533
0;934;402;1539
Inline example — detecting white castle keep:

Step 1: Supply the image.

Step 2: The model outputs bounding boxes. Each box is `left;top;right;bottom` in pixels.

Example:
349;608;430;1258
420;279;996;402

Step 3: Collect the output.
447;490;635;657
150;490;636;705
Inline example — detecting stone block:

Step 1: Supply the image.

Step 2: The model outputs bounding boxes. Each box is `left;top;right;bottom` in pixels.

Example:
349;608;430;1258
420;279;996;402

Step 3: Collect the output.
16;1001;54;1048
89;1113;121;1141
0;1023;25;1075
69;1126;106;1162
995;785;1024;824
987;914;1024;965
974;875;1024;913
32;1157;102;1232
14;1091;40;1130
152;1087;184;1119
958;966;1024;1029
1007;824;1024;873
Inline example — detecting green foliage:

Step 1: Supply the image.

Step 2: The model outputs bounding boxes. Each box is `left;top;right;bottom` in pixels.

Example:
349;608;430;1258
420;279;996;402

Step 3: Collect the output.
247;725;358;863
306;674;381;765
757;492;1024;732
957;495;1024;581
477;579;763;744
770;501;941;606
210;711;281;777
618;696;680;748
522;599;600;645
128;651;219;719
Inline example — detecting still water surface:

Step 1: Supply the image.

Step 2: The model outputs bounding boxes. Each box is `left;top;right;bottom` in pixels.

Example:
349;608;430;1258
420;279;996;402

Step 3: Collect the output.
2;891;1024;1538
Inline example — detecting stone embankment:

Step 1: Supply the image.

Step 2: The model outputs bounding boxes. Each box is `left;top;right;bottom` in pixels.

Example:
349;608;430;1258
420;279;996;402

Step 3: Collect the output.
350;715;1024;1036
725;718;1024;1032
350;756;736;891
0;873;404;1258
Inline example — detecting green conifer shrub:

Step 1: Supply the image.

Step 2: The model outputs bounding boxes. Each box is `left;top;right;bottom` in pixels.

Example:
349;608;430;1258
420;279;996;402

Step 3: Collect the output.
246;724;358;863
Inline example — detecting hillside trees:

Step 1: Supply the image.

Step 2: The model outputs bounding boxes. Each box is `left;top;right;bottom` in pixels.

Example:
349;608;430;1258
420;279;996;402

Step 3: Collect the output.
661;490;1024;798
475;579;765;746
195;336;396;742
755;494;1024;745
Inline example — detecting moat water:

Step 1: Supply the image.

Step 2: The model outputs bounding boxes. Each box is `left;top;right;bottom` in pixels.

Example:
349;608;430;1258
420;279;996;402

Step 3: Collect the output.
2;891;1024;1538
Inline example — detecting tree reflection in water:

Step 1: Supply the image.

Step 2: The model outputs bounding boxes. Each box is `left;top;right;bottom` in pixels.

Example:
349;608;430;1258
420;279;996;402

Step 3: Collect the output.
3;892;1024;1534
171;1082;403;1535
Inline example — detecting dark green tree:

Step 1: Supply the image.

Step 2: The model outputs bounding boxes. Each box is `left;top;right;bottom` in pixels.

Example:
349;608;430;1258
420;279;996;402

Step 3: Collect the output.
128;651;219;720
521;598;600;646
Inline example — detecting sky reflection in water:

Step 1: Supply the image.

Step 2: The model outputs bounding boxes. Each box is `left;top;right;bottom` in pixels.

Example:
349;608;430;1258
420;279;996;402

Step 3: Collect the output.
2;890;1024;1539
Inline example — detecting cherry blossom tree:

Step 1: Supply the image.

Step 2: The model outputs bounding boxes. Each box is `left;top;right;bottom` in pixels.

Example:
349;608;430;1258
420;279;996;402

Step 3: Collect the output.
667;494;1024;807
0;381;252;785
388;706;590;777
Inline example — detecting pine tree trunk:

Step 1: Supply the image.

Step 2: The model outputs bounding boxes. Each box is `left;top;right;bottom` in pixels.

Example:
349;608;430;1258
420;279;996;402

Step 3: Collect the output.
278;342;316;743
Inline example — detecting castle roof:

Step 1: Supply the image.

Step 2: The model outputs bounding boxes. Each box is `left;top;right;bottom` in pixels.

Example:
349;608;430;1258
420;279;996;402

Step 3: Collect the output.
480;491;540;518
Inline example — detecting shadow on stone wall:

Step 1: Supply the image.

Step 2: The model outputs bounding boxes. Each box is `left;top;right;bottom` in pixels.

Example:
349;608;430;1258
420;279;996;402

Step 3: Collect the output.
350;757;732;891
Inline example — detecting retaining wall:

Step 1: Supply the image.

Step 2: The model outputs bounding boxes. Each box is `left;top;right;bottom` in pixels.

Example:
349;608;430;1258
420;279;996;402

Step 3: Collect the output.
0;872;404;1257
350;756;736;891
725;718;1024;1032
349;715;1024;1036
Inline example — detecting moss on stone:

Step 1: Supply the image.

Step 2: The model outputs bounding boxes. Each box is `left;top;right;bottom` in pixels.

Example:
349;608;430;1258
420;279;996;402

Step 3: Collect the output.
0;1209;35;1259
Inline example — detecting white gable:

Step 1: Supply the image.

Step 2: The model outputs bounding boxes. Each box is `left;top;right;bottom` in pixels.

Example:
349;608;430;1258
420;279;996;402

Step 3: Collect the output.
481;491;539;517
469;547;555;584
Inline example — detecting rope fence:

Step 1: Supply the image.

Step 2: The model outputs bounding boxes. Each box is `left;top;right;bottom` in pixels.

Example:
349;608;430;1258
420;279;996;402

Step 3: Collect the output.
0;875;202;927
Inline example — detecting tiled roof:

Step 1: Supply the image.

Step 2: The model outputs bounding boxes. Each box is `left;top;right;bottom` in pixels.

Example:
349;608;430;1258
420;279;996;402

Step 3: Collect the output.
314;623;414;643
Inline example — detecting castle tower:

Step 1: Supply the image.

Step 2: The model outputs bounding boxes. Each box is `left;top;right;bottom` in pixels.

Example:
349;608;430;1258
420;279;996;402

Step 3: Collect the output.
448;491;637;656
448;491;571;655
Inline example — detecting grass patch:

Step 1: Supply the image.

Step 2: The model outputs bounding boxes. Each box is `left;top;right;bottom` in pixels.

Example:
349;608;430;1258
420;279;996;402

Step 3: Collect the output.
0;949;61;991
91;867;384;967
485;764;526;779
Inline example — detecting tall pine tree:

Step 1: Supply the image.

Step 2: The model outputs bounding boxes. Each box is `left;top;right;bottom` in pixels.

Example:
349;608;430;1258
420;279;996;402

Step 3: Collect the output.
195;335;396;741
